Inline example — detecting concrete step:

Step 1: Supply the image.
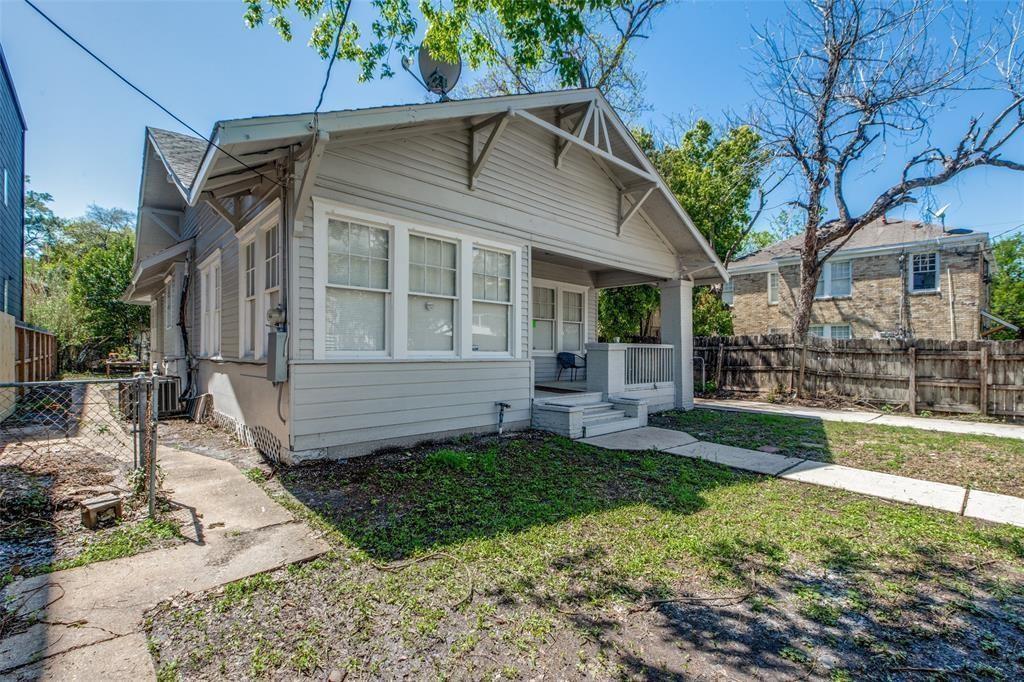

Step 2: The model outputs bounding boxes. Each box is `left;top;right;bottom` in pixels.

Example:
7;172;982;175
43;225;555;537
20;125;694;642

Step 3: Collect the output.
581;402;615;414
582;415;641;437
583;410;630;426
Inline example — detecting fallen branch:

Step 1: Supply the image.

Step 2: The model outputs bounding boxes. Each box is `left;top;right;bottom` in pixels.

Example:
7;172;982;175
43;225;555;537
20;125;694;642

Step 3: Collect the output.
374;551;474;609
629;589;754;614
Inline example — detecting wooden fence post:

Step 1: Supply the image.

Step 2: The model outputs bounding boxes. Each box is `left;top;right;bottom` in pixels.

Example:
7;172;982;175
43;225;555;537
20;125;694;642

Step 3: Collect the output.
979;345;989;416
908;346;917;415
714;343;724;390
797;343;807;398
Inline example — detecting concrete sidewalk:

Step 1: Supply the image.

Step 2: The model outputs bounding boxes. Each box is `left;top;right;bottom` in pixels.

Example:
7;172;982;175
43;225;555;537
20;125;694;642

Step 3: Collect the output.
0;446;329;681
696;398;1024;441
582;427;1024;528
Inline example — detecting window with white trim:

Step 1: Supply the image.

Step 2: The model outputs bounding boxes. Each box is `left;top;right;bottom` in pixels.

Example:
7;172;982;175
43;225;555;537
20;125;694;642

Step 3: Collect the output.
815;260;852;298
532;286;556;352
408;234;457;352
561;290;584;352
910;252;938;292
264;221;281;329
721;280;734;306
326;218;391;352
199;252;222;357
809;323;852;339
241;240;258;357
767;272;779;305
164;281;174;329
472;247;512;353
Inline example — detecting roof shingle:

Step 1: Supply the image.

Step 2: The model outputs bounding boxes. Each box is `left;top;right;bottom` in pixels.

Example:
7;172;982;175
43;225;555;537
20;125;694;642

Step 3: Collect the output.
147;127;207;192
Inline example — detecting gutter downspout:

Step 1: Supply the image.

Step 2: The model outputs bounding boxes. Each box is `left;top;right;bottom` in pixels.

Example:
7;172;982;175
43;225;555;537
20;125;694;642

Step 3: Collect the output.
947;265;956;340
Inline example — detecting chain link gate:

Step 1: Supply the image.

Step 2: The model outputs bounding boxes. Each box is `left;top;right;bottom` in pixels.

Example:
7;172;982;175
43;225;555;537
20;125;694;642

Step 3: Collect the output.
0;375;162;520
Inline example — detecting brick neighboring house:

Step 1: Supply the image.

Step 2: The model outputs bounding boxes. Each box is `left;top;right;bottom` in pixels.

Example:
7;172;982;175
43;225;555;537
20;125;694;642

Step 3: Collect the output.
725;219;1000;341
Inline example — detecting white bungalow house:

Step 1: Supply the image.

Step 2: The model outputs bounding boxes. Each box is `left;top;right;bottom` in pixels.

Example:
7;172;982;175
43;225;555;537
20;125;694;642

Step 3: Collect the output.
124;89;726;463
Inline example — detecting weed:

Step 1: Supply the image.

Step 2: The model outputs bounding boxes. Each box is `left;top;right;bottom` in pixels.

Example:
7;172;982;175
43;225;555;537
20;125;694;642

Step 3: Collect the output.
244;467;268;484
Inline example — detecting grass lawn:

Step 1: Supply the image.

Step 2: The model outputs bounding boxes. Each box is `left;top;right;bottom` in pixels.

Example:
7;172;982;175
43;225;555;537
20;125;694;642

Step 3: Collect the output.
653;408;1024;497
146;433;1024;680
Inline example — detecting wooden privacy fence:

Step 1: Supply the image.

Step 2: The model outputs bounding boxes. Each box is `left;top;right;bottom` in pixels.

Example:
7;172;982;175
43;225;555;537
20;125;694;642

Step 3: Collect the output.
16;323;57;382
694;334;1024;419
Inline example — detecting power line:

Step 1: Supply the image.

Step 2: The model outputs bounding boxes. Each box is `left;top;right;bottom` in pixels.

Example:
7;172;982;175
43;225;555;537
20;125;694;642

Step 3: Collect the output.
990;222;1024;241
314;0;353;115
23;0;284;190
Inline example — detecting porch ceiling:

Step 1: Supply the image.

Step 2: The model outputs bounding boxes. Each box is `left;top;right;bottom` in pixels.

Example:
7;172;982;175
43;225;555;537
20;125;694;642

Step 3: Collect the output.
532;250;666;289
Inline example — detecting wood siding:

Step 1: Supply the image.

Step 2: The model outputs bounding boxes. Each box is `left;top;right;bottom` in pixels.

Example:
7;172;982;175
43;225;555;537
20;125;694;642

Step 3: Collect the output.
290;359;532;453
0;56;24;320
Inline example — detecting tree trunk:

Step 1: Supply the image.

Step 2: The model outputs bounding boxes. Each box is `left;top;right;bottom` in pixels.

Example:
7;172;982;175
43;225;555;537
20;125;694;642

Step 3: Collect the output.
791;229;821;340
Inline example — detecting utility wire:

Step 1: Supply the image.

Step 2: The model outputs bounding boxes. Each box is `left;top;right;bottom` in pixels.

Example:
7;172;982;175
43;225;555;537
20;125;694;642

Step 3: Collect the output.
23;0;284;190
314;0;353;115
990;222;1024;242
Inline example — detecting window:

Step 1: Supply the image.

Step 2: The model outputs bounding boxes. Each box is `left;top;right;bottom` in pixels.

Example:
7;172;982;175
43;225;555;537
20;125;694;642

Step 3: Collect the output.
910;252;938;292
722;280;734;306
561;290;584;352
408;234;457;352
264;222;281;328
164;281;175;329
532;286;556;351
326;219;390;352
242;240;257;356
815;261;853;298
199;252;222;357
809;324;852;339
472;247;512;352
767;272;779;305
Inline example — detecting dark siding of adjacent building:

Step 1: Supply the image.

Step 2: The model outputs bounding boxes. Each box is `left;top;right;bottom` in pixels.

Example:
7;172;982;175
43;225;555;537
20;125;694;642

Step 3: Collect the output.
0;46;25;320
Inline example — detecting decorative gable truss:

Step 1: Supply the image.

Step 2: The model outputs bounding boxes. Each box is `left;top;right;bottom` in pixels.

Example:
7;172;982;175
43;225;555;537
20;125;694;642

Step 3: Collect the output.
467;98;659;235
200;151;289;232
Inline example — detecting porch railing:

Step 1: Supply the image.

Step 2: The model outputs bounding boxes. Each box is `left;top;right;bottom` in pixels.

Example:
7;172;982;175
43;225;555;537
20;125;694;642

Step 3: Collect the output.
624;344;674;387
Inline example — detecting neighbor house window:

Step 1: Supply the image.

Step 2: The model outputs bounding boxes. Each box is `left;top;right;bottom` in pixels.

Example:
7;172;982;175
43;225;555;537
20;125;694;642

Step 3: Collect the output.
408;234;457;352
532;286;556;352
561;290;584;352
767;272;779;305
199;252;222;357
326;219;390;352
815;261;853;298
472;247;512;352
721;280;734;306
910;252;938;292
241;240;257;356
809;324;851;339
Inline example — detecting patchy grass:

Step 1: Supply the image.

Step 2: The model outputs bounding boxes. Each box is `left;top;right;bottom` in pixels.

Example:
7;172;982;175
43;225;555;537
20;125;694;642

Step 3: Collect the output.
43;518;182;573
653;408;1024;496
146;433;1024;680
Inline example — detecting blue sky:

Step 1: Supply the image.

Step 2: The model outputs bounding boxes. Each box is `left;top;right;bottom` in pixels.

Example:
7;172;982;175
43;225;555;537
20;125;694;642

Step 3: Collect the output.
2;0;1022;238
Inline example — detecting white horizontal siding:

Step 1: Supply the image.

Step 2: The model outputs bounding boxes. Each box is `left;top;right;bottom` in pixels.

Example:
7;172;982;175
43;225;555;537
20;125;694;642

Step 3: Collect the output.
290;360;531;452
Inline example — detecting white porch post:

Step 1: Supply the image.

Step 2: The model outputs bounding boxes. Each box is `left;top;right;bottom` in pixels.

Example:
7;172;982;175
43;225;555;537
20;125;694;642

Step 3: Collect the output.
585;342;626;397
659;279;694;410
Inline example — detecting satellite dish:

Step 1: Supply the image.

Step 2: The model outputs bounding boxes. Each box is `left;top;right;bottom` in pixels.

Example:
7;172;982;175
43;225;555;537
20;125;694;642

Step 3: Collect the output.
417;47;461;100
933;204;950;219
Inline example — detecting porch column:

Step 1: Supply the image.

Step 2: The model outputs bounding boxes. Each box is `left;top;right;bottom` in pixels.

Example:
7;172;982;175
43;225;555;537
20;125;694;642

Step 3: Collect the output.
659;279;694;410
585;343;626;397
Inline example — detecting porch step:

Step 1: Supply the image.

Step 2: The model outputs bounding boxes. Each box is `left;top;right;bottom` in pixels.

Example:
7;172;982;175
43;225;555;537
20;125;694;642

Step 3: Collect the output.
582;415;641;437
582;409;628;426
581;402;614;414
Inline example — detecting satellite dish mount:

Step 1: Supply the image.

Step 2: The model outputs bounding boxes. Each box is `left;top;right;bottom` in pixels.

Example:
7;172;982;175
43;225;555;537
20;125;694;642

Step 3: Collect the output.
402;46;462;101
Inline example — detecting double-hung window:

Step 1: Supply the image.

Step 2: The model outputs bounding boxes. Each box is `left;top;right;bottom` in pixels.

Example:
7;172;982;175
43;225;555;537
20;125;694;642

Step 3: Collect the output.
264;222;281;317
532;286;556;352
809;324;852;339
561;291;584;352
815;260;853;298
472;247;512;353
199;251;221;357
326;218;391;352
164;279;175;330
910;252;938;292
408;234;457;352
241;241;258;357
767;272;779;305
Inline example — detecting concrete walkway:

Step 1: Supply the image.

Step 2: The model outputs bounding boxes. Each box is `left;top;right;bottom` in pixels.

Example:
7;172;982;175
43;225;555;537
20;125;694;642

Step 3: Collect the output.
0;446;329;680
696;398;1024;441
582;426;1024;528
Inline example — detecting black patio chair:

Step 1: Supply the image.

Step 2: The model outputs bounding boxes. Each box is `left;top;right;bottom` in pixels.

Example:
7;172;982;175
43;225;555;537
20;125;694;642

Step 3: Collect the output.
556;352;586;381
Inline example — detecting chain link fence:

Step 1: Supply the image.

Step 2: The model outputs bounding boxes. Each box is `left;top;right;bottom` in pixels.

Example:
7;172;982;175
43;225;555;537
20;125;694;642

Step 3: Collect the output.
0;377;161;524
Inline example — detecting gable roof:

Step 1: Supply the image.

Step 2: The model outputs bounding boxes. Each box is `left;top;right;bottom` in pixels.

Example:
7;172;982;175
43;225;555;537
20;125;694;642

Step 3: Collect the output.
147;127;206;194
139;89;727;284
731;219;988;271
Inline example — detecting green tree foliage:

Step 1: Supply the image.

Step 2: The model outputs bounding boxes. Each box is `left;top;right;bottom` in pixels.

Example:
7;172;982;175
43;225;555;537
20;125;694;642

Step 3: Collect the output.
692;288;733;338
597;284;659;341
243;0;629;85
24;196;147;365
989;235;1024;340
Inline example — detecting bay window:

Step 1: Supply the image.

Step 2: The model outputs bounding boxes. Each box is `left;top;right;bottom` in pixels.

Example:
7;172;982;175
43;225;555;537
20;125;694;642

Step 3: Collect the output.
326;219;390;353
408;234;457;352
472;247;512;353
532;286;555;352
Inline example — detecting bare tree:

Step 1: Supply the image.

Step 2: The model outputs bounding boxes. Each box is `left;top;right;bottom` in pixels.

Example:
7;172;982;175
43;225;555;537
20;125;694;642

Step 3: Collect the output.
459;1;667;120
750;0;1024;339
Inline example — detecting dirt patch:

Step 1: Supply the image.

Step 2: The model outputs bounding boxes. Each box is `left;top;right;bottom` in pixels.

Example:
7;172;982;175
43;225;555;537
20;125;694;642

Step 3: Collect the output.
146;433;1024;680
158;418;266;472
